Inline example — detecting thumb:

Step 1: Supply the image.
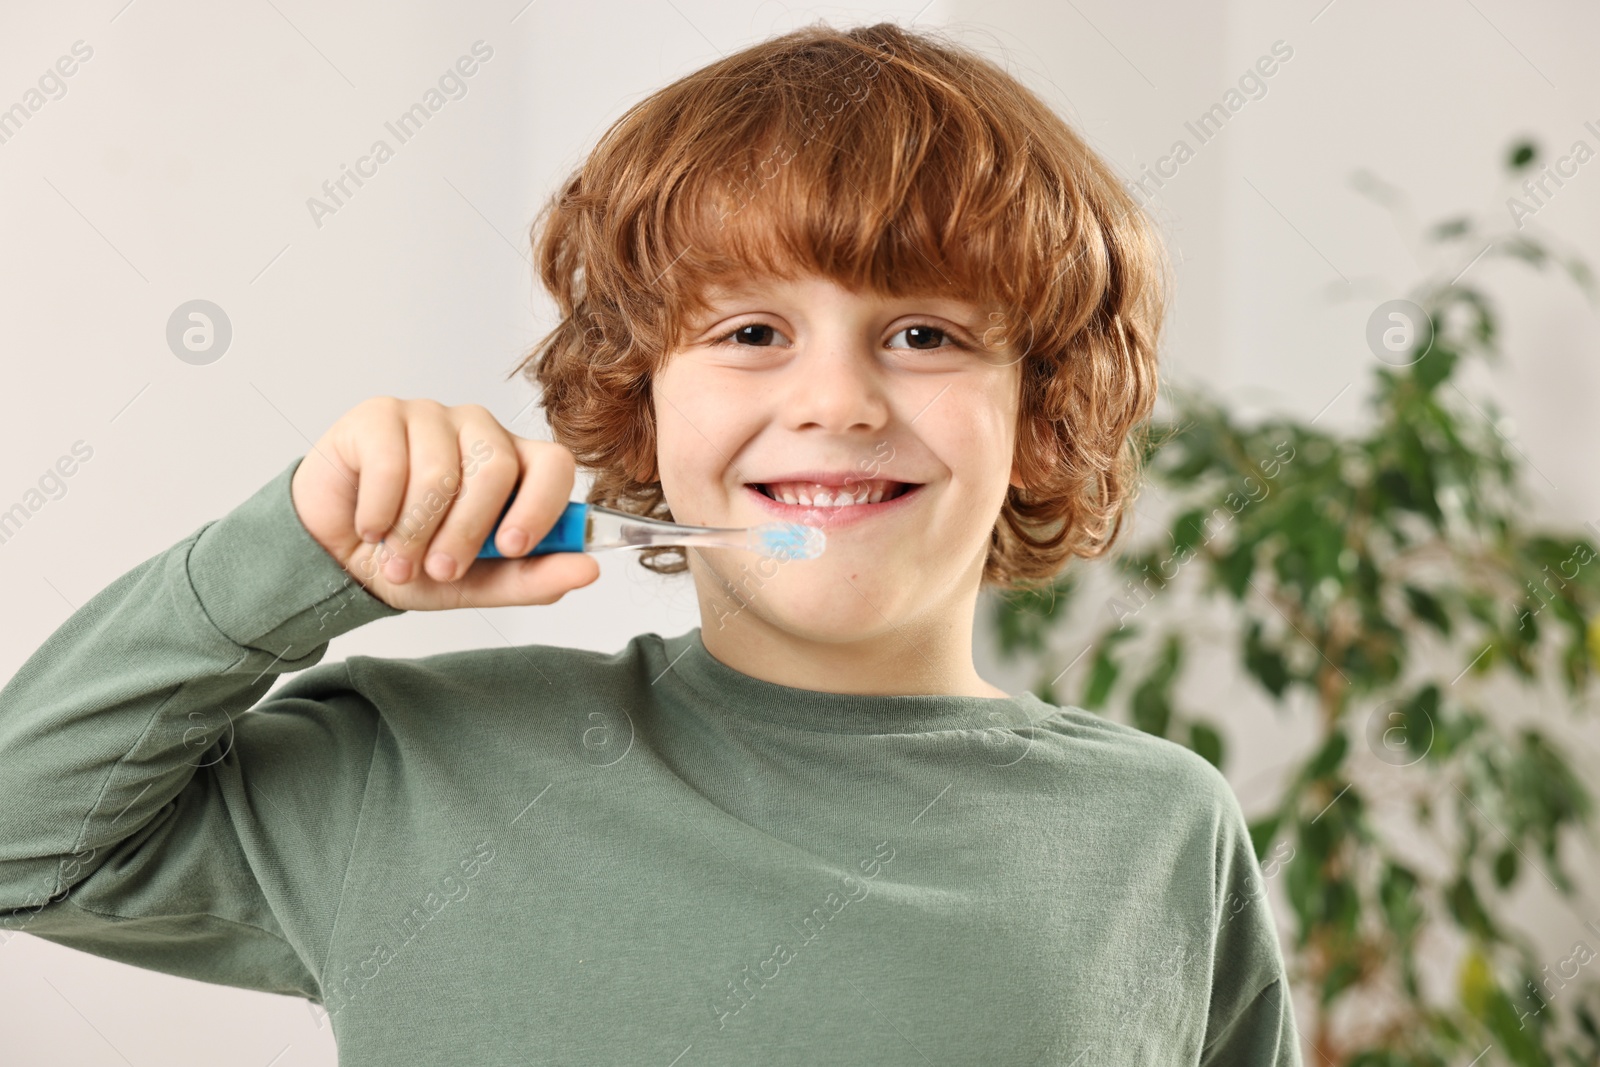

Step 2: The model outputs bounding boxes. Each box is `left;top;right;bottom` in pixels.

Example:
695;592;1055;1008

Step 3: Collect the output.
450;551;601;608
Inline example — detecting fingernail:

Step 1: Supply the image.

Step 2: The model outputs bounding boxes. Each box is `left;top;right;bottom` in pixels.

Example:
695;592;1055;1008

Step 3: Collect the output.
500;527;528;555
426;552;455;581
387;555;412;583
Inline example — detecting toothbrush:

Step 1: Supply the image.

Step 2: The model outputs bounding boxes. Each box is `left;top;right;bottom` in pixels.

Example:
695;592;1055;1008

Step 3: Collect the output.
475;497;827;561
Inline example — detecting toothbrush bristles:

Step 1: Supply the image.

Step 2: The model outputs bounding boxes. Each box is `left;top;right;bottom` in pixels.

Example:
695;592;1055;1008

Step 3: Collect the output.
752;522;826;561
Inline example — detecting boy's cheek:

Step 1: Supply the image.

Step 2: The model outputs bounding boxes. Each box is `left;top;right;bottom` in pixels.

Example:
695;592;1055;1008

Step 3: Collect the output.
654;393;753;498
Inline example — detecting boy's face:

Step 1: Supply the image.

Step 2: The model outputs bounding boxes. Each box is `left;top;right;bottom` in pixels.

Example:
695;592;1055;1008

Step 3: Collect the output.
652;271;1024;644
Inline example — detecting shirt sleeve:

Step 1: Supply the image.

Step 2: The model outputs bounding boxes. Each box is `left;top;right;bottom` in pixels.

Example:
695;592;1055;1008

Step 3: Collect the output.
0;455;405;1001
1198;769;1305;1066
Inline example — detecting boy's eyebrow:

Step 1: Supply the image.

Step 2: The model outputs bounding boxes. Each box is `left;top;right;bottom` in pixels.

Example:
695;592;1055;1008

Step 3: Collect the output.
690;283;987;319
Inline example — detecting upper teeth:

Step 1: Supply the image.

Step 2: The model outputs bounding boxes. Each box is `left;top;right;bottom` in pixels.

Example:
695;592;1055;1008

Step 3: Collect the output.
762;480;899;506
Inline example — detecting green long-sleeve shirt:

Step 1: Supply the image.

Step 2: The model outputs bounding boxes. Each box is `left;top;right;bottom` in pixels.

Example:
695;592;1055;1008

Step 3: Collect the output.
0;455;1303;1065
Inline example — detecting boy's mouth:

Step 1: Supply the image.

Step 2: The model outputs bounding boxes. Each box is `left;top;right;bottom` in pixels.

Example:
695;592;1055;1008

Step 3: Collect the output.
748;479;918;507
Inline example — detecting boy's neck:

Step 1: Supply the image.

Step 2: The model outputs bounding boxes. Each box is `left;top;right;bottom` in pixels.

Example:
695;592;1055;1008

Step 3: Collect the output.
692;585;1008;699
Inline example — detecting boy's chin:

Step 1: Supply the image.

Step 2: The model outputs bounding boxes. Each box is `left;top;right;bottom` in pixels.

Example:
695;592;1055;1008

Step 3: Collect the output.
698;567;915;643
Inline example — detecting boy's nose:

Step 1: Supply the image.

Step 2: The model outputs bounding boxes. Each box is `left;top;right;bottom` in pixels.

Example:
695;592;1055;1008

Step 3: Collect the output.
779;343;891;433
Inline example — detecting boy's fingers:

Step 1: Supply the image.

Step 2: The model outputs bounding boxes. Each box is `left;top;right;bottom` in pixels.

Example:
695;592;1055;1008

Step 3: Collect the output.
420;416;519;581
341;538;389;590
493;439;578;558
380;406;463;584
348;401;410;544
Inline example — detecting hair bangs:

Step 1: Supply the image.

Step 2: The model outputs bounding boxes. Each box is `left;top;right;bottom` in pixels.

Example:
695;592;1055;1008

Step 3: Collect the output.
621;37;1062;360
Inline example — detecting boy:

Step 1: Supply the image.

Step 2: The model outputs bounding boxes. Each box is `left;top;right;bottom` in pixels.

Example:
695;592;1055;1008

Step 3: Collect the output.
0;20;1302;1066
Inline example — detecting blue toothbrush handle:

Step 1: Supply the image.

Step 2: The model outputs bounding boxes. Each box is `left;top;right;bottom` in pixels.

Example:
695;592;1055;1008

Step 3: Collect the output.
477;499;589;559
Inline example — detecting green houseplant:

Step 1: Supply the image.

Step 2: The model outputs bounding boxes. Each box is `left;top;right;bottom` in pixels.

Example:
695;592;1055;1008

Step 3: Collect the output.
991;142;1600;1066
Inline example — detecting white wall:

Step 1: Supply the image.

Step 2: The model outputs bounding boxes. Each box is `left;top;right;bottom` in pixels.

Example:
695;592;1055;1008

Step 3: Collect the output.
2;0;1596;1063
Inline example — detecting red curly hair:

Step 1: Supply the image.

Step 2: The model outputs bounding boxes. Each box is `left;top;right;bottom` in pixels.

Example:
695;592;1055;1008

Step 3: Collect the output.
507;20;1167;590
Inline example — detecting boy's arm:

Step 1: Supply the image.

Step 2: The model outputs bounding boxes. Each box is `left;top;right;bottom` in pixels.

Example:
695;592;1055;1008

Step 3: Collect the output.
0;456;404;999
1198;774;1306;1066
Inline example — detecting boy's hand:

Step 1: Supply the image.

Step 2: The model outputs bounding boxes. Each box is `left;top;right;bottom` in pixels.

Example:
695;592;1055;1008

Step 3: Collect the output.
289;397;600;611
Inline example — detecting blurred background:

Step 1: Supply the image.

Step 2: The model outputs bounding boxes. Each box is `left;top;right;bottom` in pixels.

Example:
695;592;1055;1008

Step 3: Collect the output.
1;1;1597;1063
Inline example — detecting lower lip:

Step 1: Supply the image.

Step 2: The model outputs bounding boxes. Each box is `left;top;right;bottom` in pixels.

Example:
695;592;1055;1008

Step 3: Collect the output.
742;483;925;530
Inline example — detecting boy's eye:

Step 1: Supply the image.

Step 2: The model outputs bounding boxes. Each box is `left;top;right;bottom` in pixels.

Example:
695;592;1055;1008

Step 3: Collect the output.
717;323;786;347
886;325;962;351
711;322;966;351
